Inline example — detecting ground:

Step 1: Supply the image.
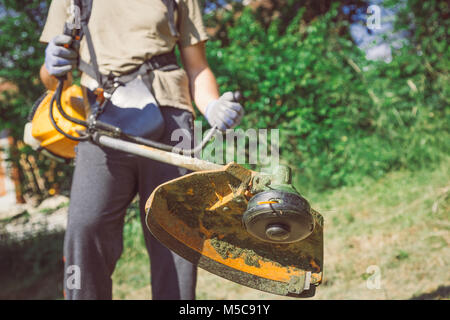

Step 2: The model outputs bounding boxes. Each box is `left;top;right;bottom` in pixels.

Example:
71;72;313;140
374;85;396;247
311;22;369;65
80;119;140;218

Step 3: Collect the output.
0;160;448;300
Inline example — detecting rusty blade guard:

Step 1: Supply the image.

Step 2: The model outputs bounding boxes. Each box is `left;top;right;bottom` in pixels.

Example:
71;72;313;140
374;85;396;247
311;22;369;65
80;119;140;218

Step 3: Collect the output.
145;163;323;297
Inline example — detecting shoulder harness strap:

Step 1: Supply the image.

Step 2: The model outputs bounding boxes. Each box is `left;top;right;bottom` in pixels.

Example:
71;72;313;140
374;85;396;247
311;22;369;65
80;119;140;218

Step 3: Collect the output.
68;0;180;91
162;0;180;38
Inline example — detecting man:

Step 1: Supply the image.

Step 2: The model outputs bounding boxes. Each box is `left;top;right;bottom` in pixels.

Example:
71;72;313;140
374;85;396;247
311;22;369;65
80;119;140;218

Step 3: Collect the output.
40;0;243;299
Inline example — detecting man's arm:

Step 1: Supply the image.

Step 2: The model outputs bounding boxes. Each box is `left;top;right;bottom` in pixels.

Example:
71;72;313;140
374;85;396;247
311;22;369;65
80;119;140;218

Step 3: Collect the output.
180;41;219;115
40;63;72;91
180;41;244;131
40;34;78;90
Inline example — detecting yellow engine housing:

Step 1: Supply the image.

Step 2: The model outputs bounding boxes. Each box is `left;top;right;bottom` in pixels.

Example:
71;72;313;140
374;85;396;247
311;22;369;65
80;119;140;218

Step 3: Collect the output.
30;85;86;160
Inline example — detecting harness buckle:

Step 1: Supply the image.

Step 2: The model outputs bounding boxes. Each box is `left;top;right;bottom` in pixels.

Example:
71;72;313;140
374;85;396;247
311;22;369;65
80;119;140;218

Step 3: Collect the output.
93;87;105;104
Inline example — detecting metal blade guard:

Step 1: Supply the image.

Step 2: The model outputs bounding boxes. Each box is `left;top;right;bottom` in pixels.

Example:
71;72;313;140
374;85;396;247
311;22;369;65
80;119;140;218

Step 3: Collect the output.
145;163;323;297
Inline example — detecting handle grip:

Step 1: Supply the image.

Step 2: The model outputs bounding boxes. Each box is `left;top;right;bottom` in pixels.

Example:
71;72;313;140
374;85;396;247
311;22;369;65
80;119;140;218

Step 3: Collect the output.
233;91;242;102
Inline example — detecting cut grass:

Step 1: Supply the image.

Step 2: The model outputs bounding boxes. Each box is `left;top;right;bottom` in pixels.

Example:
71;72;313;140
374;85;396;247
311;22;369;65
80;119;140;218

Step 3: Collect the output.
112;159;450;300
305;159;450;300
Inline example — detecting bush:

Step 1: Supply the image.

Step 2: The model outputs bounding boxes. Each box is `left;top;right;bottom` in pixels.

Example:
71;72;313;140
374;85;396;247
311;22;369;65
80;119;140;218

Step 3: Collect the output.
0;0;447;196
205;1;449;190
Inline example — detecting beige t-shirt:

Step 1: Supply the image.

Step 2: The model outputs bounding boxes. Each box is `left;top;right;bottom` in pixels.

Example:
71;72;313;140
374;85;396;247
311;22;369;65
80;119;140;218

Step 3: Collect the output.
40;0;209;113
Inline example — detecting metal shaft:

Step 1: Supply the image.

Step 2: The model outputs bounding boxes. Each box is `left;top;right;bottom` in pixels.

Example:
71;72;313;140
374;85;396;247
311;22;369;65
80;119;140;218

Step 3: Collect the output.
96;134;223;172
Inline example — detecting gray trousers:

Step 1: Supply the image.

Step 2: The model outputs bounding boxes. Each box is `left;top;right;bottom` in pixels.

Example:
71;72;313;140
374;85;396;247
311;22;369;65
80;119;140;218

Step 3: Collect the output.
64;107;197;300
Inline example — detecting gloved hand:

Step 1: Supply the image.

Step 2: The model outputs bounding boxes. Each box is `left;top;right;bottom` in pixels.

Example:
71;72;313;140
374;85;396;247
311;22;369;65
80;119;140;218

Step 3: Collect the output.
205;92;244;132
44;34;78;77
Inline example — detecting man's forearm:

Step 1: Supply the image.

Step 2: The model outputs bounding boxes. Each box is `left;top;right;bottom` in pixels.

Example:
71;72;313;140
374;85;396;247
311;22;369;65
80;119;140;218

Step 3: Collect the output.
189;66;220;115
40;64;72;91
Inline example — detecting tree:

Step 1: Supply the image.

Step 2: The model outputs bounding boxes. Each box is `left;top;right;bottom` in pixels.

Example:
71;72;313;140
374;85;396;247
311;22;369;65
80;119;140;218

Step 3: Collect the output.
0;0;50;136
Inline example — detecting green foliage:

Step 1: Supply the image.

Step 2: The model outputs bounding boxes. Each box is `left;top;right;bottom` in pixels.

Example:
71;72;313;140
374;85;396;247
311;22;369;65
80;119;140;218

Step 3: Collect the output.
206;0;449;190
0;0;448;196
0;0;50;136
0;0;74;199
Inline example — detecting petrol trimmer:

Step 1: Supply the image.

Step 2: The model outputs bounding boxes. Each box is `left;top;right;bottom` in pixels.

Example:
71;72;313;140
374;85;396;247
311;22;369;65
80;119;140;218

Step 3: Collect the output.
24;80;324;298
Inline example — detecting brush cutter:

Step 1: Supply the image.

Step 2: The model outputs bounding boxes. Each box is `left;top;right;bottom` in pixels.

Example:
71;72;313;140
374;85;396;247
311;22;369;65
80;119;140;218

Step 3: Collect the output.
25;77;324;298
97;135;323;298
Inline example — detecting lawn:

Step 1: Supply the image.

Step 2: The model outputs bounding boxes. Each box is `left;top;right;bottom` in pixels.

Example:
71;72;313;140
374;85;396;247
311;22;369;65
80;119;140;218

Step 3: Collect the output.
112;159;450;300
1;160;448;300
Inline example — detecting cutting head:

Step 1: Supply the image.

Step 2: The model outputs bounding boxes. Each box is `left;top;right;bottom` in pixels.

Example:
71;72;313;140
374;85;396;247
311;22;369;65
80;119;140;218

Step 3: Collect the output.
145;163;323;297
243;190;314;243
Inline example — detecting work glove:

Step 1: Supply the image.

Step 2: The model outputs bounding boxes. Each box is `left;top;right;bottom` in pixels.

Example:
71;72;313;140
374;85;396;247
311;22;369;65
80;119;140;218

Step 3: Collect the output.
205;92;244;132
44;34;78;77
